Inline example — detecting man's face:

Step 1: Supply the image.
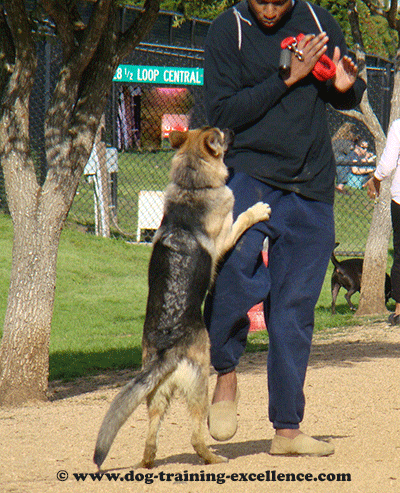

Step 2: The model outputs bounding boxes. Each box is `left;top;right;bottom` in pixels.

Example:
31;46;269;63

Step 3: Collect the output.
248;0;293;29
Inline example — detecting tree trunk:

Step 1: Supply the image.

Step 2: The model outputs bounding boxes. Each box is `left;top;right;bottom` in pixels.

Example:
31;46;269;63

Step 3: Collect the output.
0;90;81;405
355;101;391;316
356;180;392;316
0;149;67;404
0;0;161;406
0;148;83;405
356;46;400;316
0;222;60;404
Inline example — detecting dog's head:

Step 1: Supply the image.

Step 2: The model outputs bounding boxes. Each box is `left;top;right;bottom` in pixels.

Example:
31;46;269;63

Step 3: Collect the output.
169;127;234;189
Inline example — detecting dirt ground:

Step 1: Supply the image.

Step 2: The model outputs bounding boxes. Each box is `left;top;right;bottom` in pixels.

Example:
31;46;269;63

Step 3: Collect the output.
1;320;400;493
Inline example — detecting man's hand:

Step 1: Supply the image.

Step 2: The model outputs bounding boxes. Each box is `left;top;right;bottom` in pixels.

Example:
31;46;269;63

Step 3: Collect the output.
284;32;328;88
332;47;358;93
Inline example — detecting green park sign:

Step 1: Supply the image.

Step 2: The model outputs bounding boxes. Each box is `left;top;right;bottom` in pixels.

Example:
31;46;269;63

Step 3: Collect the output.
113;65;204;86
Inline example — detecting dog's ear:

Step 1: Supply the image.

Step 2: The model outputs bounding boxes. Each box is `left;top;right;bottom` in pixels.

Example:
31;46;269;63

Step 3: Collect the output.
169;131;188;149
222;128;235;149
204;129;225;157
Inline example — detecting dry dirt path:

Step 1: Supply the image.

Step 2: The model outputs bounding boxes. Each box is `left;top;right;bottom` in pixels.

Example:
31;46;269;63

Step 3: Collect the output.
1;321;400;493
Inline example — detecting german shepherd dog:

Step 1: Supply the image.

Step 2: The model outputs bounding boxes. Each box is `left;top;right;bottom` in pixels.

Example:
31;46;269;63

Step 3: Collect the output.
93;127;271;469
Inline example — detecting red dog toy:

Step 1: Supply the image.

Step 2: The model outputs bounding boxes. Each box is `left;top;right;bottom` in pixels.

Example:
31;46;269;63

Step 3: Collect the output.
281;33;336;81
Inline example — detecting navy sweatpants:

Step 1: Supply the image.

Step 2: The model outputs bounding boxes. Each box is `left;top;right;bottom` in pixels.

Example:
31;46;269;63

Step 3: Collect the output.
204;172;335;429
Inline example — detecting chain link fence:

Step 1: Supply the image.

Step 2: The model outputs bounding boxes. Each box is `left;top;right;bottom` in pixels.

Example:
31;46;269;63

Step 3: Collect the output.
0;7;395;254
328;55;393;256
70;43;207;242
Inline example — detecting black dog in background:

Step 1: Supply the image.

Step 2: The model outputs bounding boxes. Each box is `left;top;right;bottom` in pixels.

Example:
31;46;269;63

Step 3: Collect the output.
331;244;392;314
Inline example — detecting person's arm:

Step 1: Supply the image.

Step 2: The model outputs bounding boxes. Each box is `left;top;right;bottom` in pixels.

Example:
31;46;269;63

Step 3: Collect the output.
375;121;400;181
364;175;381;199
315;10;366;110
363;121;400;198
324;77;366;110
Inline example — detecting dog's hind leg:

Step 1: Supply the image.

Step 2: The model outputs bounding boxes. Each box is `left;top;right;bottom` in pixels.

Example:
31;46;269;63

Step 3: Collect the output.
184;367;227;465
344;289;357;311
331;283;340;314
141;382;174;469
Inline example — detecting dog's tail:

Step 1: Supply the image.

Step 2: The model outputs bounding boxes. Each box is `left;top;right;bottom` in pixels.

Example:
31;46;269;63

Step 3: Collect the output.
93;355;175;468
330;242;341;269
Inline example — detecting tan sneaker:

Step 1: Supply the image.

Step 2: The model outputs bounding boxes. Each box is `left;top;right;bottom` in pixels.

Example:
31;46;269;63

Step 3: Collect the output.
269;433;334;457
208;389;240;441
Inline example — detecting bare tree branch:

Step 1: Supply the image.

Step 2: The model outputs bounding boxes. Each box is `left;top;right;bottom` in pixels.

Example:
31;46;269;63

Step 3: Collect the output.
361;0;387;17
361;0;400;31
3;0;33;54
69;0;161;148
388;0;398;28
348;0;365;50
0;7;15;100
337;108;368;124
118;0;161;59
1;1;36;119
70;0;113;77
45;0;114;147
2;0;36;87
41;0;75;61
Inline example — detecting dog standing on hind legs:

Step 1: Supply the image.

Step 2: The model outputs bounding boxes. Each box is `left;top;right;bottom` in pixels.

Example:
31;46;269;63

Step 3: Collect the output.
93;127;271;469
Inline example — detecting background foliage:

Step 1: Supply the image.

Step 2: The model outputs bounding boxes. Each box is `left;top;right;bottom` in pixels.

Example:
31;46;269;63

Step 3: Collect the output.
126;0;239;19
147;0;399;59
314;0;398;58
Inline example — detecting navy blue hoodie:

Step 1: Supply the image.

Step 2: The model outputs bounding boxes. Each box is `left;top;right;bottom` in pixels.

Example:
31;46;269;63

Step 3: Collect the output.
204;0;366;203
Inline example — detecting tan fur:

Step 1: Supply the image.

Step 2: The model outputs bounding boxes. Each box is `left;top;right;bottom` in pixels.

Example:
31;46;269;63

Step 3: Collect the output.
166;127;271;274
93;127;271;470
141;330;214;468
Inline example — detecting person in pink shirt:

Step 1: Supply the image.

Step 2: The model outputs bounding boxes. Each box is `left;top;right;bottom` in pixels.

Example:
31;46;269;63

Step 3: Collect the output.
364;119;400;324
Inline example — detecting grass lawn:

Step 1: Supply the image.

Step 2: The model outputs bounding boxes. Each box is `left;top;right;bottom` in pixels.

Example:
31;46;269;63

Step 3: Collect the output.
0;213;152;381
0;212;393;381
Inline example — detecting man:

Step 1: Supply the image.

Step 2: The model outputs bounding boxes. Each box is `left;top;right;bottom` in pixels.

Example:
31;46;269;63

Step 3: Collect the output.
204;0;366;456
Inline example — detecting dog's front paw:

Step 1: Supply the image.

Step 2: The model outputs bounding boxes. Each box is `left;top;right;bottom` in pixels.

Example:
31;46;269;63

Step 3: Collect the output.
251;202;271;222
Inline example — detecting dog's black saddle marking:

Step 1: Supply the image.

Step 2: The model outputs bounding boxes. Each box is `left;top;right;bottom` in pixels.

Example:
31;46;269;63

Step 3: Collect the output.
143;229;212;353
